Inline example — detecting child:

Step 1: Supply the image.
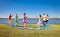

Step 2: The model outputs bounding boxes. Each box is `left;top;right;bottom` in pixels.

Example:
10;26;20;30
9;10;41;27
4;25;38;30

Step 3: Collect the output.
37;14;42;29
8;14;13;26
15;14;19;27
23;13;28;28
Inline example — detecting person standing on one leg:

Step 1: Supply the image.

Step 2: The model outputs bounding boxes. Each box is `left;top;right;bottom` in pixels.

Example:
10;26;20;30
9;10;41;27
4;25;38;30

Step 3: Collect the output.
8;14;13;26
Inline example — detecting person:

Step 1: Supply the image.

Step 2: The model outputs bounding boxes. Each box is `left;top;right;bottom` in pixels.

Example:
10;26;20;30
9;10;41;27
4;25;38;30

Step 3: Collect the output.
8;14;13;26
15;13;19;27
37;14;42;29
42;13;47;27
23;13;28;28
46;14;49;24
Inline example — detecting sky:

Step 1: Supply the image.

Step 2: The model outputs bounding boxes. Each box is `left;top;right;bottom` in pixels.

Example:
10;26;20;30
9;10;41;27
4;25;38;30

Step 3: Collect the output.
0;0;60;18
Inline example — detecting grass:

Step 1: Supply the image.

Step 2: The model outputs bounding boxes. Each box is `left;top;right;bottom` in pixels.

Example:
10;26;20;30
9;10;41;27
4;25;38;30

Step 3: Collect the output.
0;24;60;37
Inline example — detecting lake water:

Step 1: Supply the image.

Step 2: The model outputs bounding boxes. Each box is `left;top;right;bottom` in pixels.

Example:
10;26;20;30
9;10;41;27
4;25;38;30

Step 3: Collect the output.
0;18;60;25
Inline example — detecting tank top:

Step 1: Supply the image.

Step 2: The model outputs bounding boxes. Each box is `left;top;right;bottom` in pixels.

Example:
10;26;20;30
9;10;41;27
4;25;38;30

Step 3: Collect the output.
9;15;12;20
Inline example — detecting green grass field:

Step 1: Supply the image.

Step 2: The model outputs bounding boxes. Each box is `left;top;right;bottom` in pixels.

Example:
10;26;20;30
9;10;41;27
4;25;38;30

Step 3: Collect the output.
0;24;60;37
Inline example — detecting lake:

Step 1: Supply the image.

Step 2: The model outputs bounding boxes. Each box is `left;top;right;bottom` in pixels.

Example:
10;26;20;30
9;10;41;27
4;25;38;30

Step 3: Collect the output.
0;18;60;25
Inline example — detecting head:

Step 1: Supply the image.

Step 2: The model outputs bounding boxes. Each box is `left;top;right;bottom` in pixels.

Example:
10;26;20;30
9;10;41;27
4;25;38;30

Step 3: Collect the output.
47;14;48;16
43;13;45;15
10;14;11;16
16;13;17;16
39;14;42;17
24;13;26;16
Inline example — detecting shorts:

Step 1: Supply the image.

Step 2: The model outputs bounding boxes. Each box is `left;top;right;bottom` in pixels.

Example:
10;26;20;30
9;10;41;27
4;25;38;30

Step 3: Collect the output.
45;20;48;23
37;21;41;25
23;19;28;24
16;20;18;23
42;20;46;25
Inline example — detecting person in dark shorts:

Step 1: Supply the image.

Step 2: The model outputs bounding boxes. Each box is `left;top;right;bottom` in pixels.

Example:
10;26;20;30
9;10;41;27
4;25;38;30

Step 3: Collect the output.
45;14;49;24
42;13;47;27
15;14;19;27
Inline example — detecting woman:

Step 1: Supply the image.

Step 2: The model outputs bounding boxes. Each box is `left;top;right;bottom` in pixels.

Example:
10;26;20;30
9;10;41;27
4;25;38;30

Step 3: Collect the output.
8;14;13;26
23;13;28;28
37;14;42;29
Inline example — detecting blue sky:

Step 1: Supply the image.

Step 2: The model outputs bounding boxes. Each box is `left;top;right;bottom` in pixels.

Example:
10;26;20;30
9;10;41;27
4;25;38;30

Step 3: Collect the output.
0;0;60;18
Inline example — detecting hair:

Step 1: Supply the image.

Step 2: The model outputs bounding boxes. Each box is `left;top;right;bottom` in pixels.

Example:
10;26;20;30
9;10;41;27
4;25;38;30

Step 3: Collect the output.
10;14;11;16
16;13;17;16
47;14;48;16
39;14;42;17
43;13;45;15
24;13;26;16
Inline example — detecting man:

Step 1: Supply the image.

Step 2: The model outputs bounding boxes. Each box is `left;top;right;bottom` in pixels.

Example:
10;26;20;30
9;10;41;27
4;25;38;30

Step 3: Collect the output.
42;13;47;27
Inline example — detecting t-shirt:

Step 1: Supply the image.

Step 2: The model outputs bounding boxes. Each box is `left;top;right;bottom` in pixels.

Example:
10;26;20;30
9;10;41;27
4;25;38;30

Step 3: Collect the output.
43;15;46;21
15;16;18;20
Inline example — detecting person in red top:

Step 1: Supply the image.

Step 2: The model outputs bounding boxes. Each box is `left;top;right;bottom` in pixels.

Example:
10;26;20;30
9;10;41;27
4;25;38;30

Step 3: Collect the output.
8;14;13;26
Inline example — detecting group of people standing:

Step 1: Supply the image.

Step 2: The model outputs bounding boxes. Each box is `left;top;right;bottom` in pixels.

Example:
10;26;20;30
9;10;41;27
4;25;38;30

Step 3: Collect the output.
8;13;19;26
8;13;28;28
8;13;49;29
